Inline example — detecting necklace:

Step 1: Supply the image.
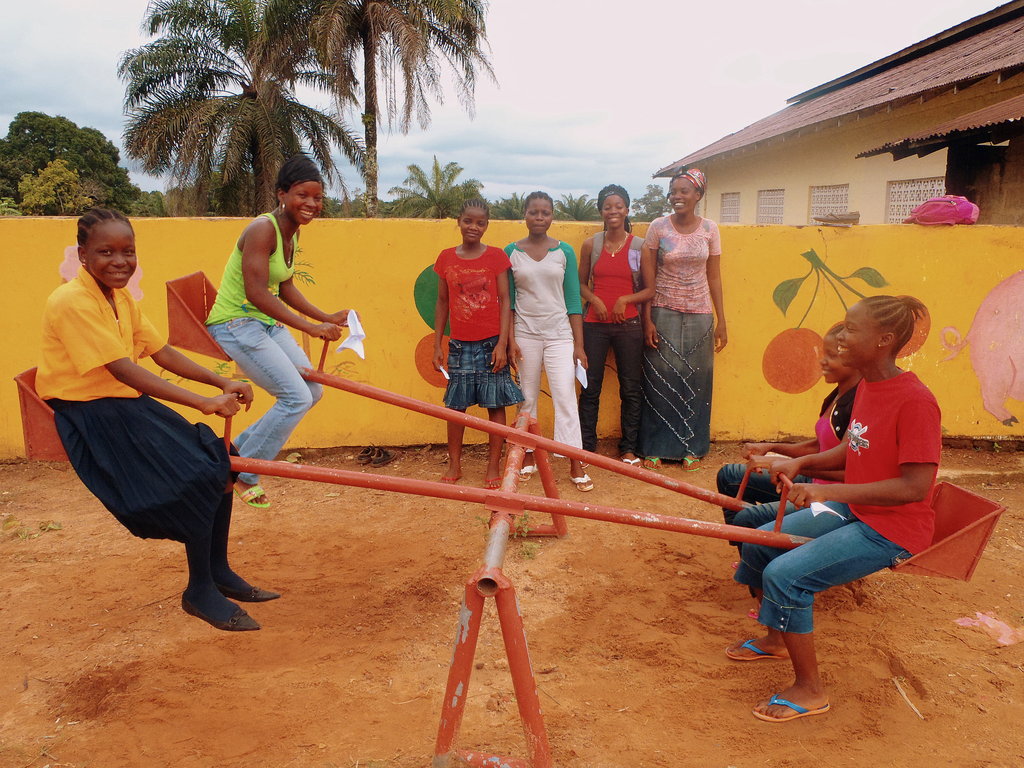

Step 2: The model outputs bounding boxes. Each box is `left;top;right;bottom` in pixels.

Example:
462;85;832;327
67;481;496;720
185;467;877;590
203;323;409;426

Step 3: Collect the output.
605;234;628;256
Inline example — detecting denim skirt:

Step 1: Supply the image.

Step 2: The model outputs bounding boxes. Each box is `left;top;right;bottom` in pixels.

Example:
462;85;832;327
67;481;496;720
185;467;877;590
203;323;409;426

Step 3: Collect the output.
444;335;524;411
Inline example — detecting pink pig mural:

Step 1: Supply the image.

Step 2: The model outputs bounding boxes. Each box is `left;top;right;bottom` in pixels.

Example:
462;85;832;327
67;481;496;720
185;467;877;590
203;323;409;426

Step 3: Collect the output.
942;270;1024;426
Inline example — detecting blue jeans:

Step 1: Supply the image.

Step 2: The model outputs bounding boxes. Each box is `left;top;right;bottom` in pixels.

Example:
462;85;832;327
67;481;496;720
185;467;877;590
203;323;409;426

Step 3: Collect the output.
716;463;812;527
208;318;322;486
578;318;644;455
735;505;909;634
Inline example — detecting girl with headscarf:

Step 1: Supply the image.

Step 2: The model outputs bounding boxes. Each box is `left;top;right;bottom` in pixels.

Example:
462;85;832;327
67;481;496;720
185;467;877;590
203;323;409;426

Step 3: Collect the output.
577;184;655;464
639;168;727;469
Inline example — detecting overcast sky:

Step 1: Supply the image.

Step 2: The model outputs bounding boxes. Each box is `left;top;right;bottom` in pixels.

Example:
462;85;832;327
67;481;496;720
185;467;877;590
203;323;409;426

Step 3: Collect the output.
0;0;1005;204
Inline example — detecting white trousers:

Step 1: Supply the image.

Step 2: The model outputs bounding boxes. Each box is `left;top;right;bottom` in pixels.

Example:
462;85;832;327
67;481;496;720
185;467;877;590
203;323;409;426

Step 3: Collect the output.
516;334;582;450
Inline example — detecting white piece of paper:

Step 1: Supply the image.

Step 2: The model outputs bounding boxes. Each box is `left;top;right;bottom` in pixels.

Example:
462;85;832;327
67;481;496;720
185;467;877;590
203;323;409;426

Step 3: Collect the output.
810;501;846;519
440;367;450;380
575;360;587;388
336;310;365;359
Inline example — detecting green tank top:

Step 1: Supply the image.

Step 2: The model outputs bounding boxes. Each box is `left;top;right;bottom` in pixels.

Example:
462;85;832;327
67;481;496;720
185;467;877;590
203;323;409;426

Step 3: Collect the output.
206;212;296;327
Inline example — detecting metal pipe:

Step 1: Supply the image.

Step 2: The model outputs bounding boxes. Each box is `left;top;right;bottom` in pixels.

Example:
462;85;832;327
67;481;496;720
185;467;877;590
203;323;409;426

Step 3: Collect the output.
229;456;810;549
300;368;747;512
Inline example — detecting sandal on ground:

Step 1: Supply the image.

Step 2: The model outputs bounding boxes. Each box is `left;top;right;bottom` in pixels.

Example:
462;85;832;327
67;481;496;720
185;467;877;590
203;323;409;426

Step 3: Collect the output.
725;638;787;662
439;474;461;485
751;694;830;723
570;473;594;492
519;464;537;480
371;448;398;467
356;446;375;465
642;457;662;470
683;456;702;471
621;456;641;466
234;484;270;509
483;477;502;490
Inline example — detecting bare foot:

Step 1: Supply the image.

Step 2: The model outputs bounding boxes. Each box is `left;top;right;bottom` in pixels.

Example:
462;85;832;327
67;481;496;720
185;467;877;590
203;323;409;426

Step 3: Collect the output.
752;683;830;722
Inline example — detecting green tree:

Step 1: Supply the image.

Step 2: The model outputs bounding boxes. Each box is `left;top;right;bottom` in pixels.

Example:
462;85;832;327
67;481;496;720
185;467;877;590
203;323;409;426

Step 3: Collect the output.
119;0;363;216
490;193;525;220
18;158;93;215
554;193;599;221
0;197;20;216
130;190;168;217
631;183;670;222
310;0;493;217
0;111;140;209
388;156;482;218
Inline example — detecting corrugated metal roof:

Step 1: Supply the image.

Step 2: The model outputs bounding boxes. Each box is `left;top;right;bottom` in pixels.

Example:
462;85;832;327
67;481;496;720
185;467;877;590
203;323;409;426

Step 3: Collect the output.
858;92;1024;156
656;10;1024;176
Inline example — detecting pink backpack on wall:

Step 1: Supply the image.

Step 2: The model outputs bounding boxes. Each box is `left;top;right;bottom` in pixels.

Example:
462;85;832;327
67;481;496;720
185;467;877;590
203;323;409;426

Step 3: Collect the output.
904;195;980;225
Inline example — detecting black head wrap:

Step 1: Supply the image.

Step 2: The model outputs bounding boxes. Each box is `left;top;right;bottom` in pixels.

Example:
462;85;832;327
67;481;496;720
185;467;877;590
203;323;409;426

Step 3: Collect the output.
597;184;632;232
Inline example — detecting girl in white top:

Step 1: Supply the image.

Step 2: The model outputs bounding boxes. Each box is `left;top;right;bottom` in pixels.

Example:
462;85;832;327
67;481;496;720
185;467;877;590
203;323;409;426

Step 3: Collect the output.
505;191;592;491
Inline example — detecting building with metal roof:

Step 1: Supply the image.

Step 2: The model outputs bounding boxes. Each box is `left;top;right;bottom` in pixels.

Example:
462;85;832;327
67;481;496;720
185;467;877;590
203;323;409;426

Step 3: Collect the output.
655;1;1024;225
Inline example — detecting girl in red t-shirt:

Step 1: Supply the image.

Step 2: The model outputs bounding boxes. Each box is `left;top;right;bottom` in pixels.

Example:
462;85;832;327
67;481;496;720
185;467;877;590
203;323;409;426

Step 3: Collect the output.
726;295;940;724
432;199;523;487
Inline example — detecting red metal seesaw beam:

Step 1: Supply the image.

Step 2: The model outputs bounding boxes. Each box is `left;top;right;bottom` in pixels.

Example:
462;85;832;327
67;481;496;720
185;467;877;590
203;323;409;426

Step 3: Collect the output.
300;367;748;513
228;456;810;549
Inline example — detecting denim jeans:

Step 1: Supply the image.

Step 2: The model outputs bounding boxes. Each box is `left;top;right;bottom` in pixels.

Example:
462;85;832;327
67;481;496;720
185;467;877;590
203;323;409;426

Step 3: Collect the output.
578;318;643;455
208;318;322;485
716;463;812;527
735;505;909;634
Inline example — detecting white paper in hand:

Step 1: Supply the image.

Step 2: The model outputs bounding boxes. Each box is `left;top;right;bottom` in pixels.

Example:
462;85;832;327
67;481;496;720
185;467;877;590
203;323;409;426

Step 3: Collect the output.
336;310;366;359
810;501;846;519
575;360;587;388
441;367;450;380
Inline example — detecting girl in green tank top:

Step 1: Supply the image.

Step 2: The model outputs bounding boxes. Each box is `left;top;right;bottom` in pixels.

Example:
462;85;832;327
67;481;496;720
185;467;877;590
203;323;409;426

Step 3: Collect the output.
206;155;352;509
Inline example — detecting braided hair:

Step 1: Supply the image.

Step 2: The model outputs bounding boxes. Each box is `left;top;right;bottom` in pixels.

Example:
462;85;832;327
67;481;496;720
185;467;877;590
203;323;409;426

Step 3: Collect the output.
276;154;324;192
77;208;132;246
860;295;927;353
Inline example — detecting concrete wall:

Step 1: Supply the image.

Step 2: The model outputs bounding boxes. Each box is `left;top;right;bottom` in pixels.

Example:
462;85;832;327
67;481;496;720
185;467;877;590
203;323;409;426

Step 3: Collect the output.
695;72;1024;225
2;216;1022;459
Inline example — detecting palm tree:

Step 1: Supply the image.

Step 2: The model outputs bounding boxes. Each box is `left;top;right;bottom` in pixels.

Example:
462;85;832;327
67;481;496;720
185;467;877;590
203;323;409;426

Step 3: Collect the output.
554;193;600;222
119;0;363;216
310;0;493;217
388;156;482;218
490;193;526;220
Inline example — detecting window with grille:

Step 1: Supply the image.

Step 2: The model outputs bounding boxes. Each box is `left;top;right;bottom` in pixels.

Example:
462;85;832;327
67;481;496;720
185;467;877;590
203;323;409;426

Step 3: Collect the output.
886;177;945;223
720;192;740;223
756;189;785;224
808;184;849;223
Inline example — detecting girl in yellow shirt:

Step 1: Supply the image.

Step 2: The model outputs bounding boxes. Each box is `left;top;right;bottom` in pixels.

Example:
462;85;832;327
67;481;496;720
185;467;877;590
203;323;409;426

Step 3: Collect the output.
38;209;274;632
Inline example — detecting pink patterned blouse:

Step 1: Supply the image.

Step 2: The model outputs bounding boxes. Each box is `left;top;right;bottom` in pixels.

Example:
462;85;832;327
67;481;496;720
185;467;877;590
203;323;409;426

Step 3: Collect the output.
643;216;721;314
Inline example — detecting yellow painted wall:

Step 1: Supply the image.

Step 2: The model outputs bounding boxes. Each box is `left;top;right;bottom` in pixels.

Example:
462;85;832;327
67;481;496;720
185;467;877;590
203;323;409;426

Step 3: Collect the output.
697;73;1024;224
2;217;1022;459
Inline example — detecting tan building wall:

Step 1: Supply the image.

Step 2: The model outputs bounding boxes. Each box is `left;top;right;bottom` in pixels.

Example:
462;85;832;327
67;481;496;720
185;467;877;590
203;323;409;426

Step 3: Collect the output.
697;73;1024;225
2;217;1022;459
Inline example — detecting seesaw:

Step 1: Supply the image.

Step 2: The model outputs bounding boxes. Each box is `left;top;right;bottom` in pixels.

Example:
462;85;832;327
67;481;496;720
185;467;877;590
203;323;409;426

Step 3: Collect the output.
10;271;1005;768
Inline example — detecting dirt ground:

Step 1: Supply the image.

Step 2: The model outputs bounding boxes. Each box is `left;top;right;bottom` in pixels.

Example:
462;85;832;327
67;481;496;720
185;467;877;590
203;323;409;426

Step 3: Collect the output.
2;441;1023;768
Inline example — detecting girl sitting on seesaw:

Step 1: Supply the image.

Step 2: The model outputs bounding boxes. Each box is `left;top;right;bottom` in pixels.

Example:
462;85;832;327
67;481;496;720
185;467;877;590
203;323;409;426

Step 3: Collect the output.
38;208;275;632
725;296;940;723
717;322;861;535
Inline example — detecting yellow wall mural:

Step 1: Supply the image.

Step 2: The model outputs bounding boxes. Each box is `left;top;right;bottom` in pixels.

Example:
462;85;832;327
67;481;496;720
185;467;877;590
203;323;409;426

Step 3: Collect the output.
2;217;1021;459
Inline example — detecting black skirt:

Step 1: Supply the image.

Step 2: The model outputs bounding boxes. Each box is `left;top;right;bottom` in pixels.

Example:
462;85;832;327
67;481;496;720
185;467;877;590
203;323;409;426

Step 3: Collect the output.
50;396;231;544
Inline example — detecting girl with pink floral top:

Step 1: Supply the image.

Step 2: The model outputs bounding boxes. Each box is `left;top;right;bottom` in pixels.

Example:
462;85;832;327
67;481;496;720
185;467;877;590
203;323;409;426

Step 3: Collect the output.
639;168;727;469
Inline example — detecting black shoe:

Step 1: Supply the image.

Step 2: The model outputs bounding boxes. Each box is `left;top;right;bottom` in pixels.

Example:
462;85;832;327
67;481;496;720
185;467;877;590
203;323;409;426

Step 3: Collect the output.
216;583;281;602
181;595;261;631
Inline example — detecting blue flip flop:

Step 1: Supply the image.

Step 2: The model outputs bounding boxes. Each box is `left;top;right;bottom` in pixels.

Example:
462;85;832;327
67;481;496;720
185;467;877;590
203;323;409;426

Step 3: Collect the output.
752;694;831;722
725;638;787;661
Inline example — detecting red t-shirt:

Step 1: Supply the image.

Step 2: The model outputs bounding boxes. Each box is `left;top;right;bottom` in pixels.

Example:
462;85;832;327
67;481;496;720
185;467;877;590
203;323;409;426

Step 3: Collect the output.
585;234;640;323
433;245;512;341
845;372;941;554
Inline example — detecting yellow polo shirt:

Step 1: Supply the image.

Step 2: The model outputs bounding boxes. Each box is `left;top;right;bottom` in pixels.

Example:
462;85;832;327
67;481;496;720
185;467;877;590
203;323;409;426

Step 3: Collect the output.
37;267;166;401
